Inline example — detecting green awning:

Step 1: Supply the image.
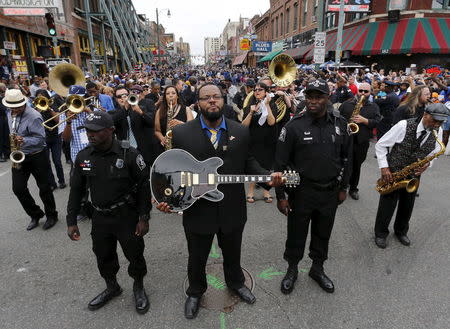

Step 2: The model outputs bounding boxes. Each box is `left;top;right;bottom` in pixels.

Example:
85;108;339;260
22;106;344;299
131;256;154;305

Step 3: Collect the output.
258;49;283;62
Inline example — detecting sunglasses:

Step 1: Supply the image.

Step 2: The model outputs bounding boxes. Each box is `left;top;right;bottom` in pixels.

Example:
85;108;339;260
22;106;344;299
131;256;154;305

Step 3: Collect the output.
116;93;129;98
359;89;370;93
254;88;265;92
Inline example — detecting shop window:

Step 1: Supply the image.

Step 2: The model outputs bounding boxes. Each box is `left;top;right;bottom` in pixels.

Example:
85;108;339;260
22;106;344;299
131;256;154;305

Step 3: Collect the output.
431;0;449;9
7;31;25;56
293;3;299;30
302;0;307;27
286;8;290;33
280;13;284;36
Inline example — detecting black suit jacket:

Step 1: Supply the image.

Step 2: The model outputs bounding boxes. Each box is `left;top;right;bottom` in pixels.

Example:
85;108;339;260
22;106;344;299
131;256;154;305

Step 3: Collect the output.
339;98;381;144
172;117;268;234
109;99;157;164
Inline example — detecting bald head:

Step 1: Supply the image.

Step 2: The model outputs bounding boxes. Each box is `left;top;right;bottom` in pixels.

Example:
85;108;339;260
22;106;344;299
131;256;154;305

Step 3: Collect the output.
357;82;371;98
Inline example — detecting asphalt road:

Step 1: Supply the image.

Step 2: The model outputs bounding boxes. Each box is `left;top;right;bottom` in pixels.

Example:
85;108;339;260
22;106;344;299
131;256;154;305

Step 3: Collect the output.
0;145;449;329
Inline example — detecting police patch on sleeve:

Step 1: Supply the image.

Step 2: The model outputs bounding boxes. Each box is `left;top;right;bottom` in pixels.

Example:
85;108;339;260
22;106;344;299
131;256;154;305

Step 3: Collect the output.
136;154;146;171
278;127;287;142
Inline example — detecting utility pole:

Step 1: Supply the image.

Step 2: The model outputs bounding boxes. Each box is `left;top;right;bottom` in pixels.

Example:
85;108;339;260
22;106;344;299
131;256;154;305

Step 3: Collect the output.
84;0;97;74
156;8;160;69
335;0;345;68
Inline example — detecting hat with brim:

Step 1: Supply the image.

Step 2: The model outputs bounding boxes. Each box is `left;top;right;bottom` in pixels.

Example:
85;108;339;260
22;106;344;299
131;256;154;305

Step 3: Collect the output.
305;79;330;95
77;111;114;131
2;89;28;108
425;103;449;122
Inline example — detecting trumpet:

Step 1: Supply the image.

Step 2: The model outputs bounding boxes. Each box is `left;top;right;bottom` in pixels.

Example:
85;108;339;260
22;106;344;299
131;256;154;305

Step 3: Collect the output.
128;94;139;106
33;96;53;112
42;95;92;131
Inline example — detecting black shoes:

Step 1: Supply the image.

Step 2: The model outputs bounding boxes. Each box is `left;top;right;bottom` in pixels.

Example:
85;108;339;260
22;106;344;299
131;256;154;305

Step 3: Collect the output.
26;218;40;231
280;266;298;294
375;237;387;249
59;183;67;189
349;190;359;200
309;268;334;293
231;285;256;304
133;279;150;314
395;233;411;246
42;217;58;230
184;296;200;319
88;284;122;311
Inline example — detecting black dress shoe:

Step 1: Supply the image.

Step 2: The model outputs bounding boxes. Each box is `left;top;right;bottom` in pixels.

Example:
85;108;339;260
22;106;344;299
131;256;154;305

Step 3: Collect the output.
231;285;256;304
88;285;122;311
280;266;298;294
184;296;200;319
395;234;411;246
42;217;58;230
309;269;334;293
349;190;359;200
133;286;150;314
26;218;40;231
59;183;67;189
375;237;387;249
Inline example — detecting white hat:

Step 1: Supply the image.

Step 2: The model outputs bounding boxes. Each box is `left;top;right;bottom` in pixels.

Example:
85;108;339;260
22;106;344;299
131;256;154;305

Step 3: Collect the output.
2;89;28;108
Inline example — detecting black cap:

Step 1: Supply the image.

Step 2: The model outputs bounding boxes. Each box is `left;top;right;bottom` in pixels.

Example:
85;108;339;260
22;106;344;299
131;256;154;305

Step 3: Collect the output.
425;103;449;122
384;80;398;86
245;78;256;87
78;111;114;131
305;79;330;95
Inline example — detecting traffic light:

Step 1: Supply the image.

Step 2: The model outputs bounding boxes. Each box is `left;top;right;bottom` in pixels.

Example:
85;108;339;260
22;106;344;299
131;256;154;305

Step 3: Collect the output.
45;13;57;36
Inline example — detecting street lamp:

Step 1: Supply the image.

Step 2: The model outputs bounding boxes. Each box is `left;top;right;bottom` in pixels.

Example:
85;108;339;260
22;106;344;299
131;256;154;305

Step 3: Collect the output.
156;8;171;68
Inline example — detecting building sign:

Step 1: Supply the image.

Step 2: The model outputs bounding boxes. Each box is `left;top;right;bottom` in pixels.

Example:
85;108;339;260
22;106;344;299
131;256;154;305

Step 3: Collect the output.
3;41;16;50
240;38;251;51
12;60;28;75
0;0;65;19
272;41;284;52
3;8;45;15
313;32;326;64
163;34;174;50
46;58;71;67
327;0;371;12
252;41;272;53
388;0;407;10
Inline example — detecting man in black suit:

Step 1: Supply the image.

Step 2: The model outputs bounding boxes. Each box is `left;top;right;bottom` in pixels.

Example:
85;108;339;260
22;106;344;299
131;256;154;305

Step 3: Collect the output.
339;82;381;200
157;83;282;319
109;85;158;166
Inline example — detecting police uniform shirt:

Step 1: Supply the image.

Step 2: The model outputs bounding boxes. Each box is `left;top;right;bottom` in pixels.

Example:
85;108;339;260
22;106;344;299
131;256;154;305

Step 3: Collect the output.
66;139;151;226
275;106;352;199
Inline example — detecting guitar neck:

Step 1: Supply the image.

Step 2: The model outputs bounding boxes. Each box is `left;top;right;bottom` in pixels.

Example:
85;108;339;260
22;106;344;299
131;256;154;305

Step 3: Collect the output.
216;174;272;184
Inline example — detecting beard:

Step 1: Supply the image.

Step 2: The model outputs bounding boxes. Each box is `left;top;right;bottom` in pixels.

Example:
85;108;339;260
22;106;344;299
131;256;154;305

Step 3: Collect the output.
201;106;223;122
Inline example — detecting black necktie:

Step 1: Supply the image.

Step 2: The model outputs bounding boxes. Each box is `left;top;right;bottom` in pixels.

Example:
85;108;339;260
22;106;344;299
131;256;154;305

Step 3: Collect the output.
417;130;427;146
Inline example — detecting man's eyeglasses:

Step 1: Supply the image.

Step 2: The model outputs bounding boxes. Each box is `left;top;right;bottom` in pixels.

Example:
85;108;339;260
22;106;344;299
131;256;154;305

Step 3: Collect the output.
358;89;370;93
116;93;129;98
254;88;265;92
198;95;222;101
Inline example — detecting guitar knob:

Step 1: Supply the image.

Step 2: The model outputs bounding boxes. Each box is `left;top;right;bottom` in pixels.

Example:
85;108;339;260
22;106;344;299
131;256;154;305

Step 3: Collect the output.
164;188;173;196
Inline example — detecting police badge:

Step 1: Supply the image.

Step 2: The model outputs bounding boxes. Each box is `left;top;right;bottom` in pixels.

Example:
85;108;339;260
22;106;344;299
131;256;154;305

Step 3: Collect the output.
136;154;146;170
279;127;287;142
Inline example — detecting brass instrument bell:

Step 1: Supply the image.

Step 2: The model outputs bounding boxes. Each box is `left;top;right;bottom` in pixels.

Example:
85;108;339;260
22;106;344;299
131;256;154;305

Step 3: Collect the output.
33;95;53;112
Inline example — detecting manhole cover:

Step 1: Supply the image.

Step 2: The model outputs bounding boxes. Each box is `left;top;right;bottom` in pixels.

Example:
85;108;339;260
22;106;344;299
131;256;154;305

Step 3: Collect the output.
183;263;254;312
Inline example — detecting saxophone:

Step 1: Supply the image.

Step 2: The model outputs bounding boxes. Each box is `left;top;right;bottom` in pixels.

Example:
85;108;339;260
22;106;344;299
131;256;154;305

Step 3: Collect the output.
375;129;446;195
165;100;174;150
348;95;365;134
9;115;25;169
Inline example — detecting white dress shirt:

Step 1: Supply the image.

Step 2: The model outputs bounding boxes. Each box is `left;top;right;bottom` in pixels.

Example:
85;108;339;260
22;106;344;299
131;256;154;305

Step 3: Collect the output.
375;119;443;169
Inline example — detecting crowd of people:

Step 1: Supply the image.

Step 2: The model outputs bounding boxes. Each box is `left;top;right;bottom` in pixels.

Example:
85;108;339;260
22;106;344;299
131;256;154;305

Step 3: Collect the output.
0;60;449;319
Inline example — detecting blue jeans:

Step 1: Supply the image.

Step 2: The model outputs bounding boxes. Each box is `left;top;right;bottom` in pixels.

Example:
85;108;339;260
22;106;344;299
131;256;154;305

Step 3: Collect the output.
47;135;65;186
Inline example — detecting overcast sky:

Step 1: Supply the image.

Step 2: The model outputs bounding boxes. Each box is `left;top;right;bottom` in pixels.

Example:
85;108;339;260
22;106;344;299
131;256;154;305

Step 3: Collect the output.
132;0;270;58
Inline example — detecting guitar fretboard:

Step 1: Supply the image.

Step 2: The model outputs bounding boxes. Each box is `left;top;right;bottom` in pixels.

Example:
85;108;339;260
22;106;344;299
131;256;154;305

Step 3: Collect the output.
216;175;273;184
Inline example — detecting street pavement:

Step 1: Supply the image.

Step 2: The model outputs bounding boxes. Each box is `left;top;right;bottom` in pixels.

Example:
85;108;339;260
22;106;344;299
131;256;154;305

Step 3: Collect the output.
0;144;449;329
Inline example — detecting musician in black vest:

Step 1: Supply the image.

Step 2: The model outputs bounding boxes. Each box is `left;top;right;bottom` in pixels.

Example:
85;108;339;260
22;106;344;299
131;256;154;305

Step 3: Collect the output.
156;83;283;319
374;103;448;249
339;83;381;200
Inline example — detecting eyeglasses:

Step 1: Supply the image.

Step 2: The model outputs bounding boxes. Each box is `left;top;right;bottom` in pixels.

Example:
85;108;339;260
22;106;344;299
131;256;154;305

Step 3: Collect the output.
358;89;370;93
133;90;142;94
116;93;129;98
198;95;222;101
254;88;265;92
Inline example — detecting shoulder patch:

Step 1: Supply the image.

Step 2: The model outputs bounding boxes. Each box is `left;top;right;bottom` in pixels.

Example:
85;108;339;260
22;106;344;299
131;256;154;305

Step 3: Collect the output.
278;127;287;142
136;154;146;171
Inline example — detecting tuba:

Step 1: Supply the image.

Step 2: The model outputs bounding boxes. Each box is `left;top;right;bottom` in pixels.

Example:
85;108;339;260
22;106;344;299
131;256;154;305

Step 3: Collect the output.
33;95;53;112
48;63;85;97
9;115;25;169
348;95;365;134
268;53;297;123
375;130;446;195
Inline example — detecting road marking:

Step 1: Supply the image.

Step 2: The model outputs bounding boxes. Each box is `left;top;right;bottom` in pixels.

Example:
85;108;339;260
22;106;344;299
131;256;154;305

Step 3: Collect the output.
0;170;10;177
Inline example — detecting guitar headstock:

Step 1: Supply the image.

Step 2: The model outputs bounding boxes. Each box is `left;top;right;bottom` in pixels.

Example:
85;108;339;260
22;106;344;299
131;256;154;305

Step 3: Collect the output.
282;170;300;187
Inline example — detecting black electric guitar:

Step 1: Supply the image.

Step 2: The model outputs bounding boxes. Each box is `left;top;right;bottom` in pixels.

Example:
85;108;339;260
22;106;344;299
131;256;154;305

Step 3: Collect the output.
150;149;300;212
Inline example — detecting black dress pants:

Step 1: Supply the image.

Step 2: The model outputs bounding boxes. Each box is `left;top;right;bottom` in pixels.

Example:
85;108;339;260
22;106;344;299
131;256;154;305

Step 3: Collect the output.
91;206;147;281
349;141;369;192
184;227;245;297
12;150;57;219
0;114;9;156
284;185;339;267
374;188;417;238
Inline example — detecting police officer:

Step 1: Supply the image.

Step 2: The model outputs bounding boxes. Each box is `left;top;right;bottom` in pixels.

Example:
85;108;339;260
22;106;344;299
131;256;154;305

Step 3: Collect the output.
375;80;400;139
275;79;352;295
66;111;151;314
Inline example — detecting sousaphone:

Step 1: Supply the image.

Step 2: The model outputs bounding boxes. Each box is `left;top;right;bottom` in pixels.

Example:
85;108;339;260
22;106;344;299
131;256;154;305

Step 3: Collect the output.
49;63;85;97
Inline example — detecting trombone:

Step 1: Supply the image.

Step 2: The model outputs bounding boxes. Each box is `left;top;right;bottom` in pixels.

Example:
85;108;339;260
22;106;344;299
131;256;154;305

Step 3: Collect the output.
33;95;53;112
42;95;92;131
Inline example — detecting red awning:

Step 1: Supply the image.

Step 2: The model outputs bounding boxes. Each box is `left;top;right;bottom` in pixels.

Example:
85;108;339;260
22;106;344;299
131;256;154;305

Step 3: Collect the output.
282;44;314;59
232;51;248;66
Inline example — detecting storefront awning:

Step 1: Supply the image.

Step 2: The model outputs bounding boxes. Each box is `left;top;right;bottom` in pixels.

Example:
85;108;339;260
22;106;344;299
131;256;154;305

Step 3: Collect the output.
282;44;314;59
352;18;450;55
232;51;248;66
258;49;283;62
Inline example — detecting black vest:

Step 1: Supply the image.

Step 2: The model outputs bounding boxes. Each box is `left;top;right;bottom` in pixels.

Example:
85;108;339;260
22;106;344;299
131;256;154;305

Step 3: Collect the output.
387;119;435;172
